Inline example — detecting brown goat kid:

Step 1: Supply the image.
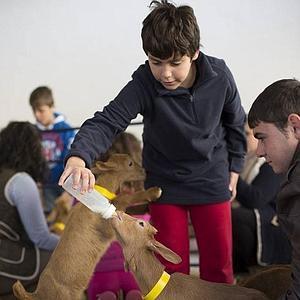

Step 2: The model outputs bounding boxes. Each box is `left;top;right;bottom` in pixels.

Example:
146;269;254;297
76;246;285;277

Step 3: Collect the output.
110;211;270;300
13;154;161;300
46;192;73;235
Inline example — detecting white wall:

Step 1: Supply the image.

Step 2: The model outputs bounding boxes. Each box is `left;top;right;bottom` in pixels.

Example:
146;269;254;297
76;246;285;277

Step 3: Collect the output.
1;0;300;139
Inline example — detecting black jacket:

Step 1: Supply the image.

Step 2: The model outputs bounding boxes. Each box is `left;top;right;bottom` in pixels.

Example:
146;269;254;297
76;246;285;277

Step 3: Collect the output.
237;162;291;265
278;144;300;299
67;52;246;204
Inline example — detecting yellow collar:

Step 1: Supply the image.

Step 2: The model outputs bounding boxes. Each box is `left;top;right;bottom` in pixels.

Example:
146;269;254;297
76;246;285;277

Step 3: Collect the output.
52;222;65;231
94;184;116;201
142;271;170;300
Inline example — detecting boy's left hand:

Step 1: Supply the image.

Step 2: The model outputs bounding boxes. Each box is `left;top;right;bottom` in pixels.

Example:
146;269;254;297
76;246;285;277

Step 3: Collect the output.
229;172;239;201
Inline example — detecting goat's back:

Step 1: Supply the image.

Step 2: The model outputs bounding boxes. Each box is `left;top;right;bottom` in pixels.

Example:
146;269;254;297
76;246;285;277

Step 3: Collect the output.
160;273;269;300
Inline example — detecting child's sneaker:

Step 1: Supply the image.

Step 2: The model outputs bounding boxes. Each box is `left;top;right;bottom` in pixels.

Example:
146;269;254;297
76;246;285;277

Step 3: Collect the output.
96;291;117;300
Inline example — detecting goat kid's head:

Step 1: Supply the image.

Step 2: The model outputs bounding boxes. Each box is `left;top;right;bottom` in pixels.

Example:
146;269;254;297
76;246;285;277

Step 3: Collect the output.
91;154;145;183
111;211;182;265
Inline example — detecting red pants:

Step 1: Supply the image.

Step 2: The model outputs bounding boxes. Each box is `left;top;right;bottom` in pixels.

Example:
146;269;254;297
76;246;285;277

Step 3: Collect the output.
149;201;233;284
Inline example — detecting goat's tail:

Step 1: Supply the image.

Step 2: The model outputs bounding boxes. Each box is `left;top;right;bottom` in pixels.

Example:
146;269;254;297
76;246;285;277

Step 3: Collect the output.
13;280;33;300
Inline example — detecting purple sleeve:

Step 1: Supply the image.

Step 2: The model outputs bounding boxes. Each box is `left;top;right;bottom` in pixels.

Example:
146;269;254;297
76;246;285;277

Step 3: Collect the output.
5;172;59;250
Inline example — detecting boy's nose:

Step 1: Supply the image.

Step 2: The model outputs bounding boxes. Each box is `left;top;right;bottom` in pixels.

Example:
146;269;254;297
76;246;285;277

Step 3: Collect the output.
256;142;265;158
161;66;172;80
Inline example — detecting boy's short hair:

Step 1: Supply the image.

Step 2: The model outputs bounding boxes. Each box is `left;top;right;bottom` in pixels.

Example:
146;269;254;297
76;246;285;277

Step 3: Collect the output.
141;0;200;59
248;79;300;131
29;86;54;109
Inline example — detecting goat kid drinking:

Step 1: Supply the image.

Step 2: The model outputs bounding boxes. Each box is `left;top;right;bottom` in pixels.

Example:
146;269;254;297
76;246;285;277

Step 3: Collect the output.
13;154;161;300
110;211;270;300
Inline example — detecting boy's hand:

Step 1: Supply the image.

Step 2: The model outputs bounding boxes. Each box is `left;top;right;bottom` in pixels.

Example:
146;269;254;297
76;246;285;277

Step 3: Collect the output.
58;156;95;193
229;172;239;201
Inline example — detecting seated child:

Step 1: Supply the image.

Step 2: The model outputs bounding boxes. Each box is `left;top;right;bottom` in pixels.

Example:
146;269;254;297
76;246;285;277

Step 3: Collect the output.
0;122;59;299
29;86;76;213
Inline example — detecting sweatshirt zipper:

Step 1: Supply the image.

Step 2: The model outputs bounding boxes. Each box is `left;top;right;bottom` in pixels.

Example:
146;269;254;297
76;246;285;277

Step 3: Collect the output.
189;92;199;123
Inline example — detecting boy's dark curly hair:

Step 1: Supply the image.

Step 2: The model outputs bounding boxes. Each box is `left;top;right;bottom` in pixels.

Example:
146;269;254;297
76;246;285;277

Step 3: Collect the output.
0;121;47;182
142;0;200;59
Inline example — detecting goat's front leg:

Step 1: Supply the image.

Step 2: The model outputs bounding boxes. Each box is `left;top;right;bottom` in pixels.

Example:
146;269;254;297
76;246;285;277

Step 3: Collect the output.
114;187;162;211
132;187;162;202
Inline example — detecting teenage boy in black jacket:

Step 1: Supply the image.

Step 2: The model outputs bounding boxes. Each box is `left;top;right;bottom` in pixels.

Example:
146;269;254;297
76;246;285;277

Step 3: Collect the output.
232;123;290;273
248;78;300;299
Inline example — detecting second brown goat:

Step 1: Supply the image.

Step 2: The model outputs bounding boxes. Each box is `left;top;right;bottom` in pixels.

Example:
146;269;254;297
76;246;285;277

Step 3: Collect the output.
110;211;270;300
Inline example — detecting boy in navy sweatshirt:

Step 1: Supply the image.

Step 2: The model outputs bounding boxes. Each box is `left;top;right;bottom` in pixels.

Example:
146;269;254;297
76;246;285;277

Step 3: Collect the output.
59;0;246;284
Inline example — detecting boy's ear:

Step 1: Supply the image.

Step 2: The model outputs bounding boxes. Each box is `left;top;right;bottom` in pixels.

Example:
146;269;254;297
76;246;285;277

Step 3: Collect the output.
288;114;300;139
192;49;200;61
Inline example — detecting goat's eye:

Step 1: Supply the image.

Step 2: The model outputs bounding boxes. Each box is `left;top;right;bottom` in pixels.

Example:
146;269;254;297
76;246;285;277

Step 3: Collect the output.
128;161;133;167
138;221;145;227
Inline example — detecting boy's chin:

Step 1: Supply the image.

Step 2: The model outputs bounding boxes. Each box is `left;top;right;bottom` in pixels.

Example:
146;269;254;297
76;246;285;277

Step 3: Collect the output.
38;120;52;127
162;83;179;90
271;163;287;175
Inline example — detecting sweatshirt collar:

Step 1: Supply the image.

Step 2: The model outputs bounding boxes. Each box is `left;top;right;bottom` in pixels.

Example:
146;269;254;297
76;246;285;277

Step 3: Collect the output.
290;142;300;166
285;142;300;180
196;52;218;84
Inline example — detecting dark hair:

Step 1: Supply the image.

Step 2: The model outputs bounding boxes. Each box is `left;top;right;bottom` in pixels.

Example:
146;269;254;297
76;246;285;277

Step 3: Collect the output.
141;0;200;59
248;79;300;131
29;86;54;110
0;121;47;182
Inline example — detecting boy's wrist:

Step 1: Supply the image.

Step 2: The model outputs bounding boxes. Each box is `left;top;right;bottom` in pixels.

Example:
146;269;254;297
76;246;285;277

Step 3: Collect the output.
66;156;86;168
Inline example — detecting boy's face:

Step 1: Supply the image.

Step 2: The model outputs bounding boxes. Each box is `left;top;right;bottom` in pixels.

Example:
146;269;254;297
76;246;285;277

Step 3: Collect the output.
253;121;299;174
148;51;199;90
33;105;54;127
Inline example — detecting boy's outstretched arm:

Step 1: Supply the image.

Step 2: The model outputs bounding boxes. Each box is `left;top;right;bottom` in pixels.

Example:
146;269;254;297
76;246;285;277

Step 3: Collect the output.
58;156;95;193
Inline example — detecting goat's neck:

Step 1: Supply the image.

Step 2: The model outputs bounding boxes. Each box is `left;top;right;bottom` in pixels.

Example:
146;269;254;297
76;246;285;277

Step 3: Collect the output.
96;173;122;194
123;248;166;296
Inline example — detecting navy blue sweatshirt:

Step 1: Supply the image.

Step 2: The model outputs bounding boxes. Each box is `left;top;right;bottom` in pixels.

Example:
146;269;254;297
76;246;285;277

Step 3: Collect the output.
67;52;246;204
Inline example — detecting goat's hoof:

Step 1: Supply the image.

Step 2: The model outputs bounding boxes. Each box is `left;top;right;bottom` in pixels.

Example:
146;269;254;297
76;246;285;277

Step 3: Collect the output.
147;187;162;200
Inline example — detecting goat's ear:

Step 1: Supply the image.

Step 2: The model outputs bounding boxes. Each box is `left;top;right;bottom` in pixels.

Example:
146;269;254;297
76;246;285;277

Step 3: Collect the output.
91;161;108;175
91;165;101;175
148;239;182;264
94;160;118;172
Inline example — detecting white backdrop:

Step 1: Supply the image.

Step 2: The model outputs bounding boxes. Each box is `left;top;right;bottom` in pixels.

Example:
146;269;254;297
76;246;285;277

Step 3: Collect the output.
1;0;300;138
